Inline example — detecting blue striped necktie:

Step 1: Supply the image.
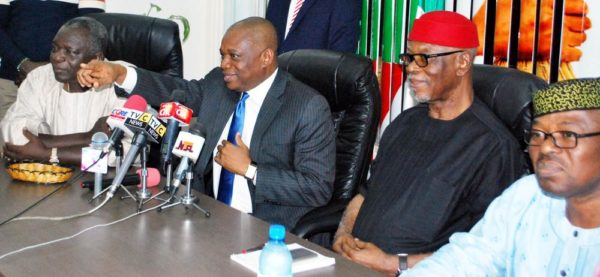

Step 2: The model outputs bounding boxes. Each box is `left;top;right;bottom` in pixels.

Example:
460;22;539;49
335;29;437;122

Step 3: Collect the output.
217;92;249;205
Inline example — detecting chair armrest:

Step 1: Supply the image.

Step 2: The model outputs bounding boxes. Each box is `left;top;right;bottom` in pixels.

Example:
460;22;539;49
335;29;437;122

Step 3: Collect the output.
291;199;350;239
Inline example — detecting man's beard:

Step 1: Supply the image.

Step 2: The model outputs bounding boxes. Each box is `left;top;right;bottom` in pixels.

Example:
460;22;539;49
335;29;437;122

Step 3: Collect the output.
410;89;430;103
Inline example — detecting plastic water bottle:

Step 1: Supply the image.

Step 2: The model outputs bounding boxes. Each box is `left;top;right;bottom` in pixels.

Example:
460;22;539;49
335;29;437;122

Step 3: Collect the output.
258;224;292;277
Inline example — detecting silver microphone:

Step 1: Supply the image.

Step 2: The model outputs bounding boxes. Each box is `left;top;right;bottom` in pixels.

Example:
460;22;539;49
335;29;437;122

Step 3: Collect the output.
90;132;109;197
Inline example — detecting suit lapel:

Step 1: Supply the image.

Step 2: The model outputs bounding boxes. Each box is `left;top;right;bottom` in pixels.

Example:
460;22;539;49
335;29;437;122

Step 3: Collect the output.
288;0;316;35
198;89;239;173
249;71;287;159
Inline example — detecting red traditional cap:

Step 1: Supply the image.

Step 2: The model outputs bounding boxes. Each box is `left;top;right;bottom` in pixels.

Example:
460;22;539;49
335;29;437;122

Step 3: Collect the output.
408;11;479;48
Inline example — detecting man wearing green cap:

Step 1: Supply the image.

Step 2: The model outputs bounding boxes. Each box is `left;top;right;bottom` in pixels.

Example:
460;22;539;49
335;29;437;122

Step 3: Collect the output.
407;78;600;276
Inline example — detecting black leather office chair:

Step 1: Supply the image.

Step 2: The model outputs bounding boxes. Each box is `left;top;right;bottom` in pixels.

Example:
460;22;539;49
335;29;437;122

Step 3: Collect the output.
472;64;548;172
278;50;381;246
85;13;183;78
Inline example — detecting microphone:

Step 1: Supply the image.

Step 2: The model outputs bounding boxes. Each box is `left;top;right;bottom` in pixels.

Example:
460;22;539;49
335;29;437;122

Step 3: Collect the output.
106;100;167;199
169;122;207;196
158;89;194;176
106;95;148;148
81;168;160;190
90;132;109;197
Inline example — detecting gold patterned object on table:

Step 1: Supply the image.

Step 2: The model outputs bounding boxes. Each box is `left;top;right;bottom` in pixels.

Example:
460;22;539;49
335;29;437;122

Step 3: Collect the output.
6;163;73;184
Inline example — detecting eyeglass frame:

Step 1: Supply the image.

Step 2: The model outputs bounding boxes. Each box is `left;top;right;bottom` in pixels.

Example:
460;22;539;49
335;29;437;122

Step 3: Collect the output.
524;129;600;149
398;50;463;68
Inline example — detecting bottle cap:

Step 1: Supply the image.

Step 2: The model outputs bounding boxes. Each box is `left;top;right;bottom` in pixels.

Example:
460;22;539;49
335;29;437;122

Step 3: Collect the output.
269;224;286;241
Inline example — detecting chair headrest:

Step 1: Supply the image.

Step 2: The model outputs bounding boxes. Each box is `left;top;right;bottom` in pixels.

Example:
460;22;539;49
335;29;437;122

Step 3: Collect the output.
85;13;183;78
279;49;377;113
472;64;548;148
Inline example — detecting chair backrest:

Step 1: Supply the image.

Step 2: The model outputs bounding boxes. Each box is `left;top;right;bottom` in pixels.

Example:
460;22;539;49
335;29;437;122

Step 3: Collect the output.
85;13;183;78
472;64;548;171
279;49;381;201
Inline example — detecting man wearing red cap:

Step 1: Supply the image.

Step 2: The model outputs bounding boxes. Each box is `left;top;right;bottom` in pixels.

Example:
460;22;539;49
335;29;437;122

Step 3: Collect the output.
332;11;525;276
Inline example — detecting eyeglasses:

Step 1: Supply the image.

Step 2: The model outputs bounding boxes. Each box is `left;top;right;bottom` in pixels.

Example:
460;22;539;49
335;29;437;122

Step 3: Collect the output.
398;50;463;68
524;129;600;149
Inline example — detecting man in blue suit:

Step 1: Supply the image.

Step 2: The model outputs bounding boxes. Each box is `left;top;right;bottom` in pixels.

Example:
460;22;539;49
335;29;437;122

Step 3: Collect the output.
77;17;336;230
266;0;361;54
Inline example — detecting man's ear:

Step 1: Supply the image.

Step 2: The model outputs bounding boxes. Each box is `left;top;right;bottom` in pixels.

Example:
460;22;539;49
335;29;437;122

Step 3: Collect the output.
261;48;275;67
455;50;473;77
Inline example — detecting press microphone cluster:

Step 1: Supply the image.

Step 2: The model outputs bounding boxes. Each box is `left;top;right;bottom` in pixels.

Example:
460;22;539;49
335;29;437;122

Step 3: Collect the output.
106;96;167;200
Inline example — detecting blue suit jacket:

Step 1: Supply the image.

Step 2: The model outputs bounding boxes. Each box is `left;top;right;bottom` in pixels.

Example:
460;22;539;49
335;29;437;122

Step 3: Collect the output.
266;0;361;54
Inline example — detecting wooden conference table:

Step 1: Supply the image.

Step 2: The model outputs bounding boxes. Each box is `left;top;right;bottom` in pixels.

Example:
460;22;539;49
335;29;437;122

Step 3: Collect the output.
0;166;381;276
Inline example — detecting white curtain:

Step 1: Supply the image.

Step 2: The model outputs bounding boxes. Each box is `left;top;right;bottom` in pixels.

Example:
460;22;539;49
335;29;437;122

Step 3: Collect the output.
223;0;268;30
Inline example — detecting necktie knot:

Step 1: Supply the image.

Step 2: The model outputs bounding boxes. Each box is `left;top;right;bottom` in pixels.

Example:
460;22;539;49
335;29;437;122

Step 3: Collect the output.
239;92;249;104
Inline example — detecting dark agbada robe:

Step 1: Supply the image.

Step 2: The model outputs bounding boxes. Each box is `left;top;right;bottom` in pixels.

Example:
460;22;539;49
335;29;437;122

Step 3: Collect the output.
352;99;526;254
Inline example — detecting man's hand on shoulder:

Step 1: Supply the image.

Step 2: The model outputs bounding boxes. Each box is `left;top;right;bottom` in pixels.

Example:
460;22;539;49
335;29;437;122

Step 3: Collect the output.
78;60;127;88
3;129;50;162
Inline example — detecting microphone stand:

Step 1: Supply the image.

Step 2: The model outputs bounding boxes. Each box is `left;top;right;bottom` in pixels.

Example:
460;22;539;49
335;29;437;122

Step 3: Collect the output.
136;144;152;211
90;140;136;202
114;141;123;175
142;160;171;205
164;162;173;192
93;169;103;198
158;160;210;217
120;143;153;212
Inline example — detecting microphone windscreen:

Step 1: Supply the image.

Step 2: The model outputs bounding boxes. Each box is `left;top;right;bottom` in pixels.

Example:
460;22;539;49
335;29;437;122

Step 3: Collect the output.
124;95;148;112
91;132;109;145
170;89;187;103
136;167;161;188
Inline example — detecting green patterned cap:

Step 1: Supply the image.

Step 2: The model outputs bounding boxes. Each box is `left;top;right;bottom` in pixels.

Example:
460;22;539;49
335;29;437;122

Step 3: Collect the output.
533;78;600;117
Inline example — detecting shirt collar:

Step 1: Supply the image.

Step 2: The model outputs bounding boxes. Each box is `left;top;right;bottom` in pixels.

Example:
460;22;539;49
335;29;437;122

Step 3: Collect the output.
245;68;278;104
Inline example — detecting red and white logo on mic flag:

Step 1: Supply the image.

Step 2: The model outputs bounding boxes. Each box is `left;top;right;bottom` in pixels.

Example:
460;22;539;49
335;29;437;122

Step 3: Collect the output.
158;102;193;126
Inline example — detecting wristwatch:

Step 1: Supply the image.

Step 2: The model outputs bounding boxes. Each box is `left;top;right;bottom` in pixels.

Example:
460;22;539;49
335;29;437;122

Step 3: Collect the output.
244;161;257;180
396;253;408;276
49;147;59;164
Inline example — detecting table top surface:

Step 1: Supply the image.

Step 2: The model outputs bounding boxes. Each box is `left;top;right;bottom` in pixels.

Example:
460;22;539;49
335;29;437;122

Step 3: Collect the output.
0;166;381;276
